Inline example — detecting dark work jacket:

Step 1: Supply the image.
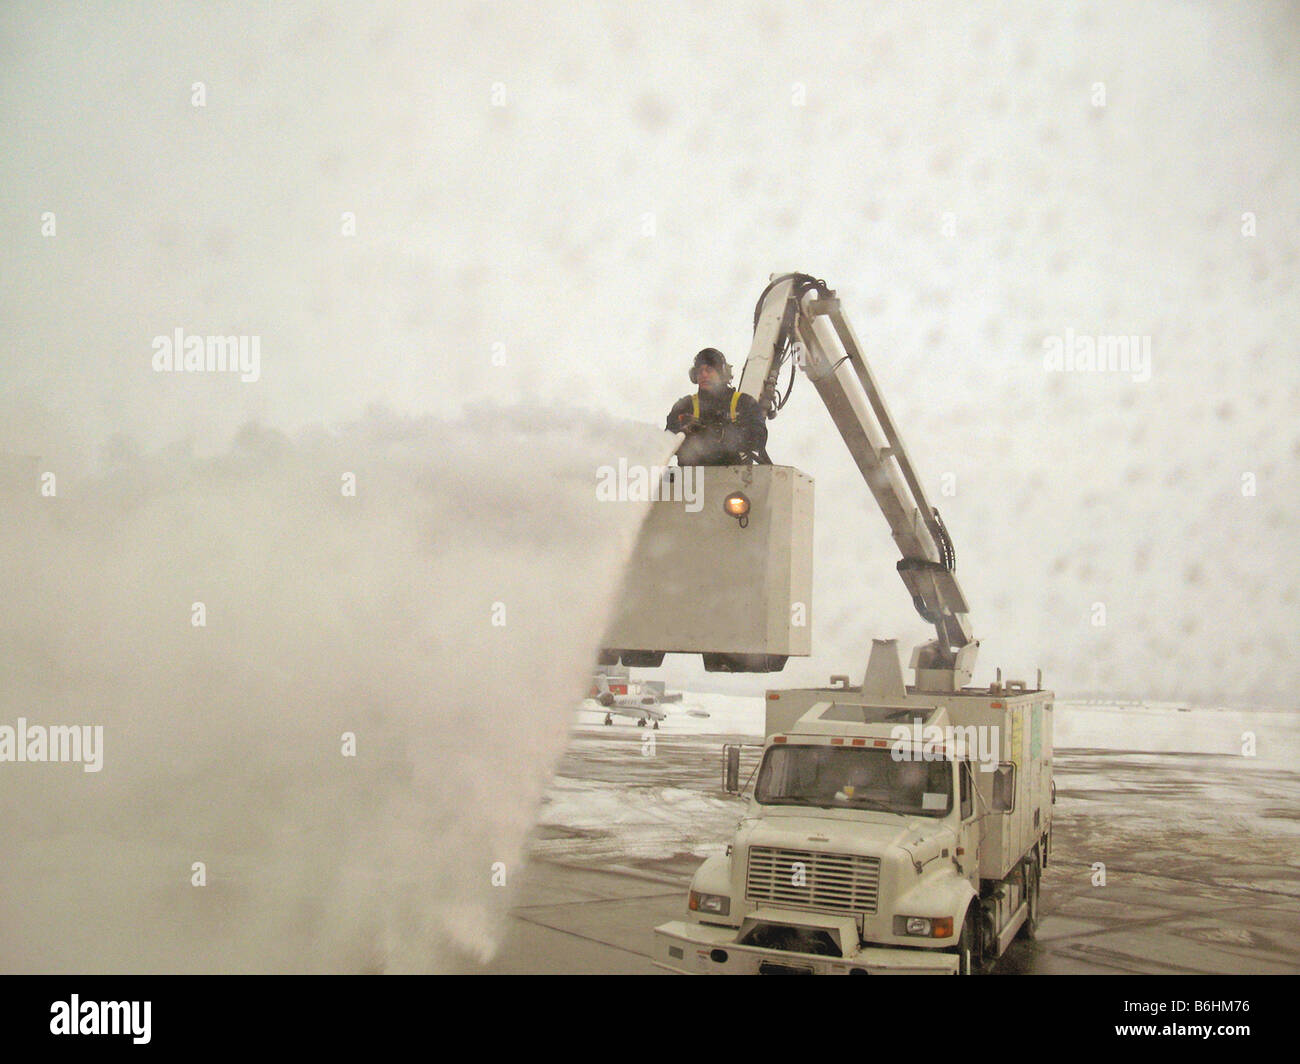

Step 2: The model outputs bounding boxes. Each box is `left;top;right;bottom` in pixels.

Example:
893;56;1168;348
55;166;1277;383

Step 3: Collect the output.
665;387;768;466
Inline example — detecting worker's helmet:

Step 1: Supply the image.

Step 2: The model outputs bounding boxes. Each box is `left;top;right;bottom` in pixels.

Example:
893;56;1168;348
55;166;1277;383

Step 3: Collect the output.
689;348;732;384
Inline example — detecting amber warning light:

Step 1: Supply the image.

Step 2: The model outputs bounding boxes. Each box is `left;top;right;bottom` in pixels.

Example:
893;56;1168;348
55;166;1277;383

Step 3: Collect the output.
723;492;750;527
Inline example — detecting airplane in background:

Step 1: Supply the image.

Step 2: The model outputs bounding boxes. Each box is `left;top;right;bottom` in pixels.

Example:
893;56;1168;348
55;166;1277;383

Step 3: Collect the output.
585;664;682;729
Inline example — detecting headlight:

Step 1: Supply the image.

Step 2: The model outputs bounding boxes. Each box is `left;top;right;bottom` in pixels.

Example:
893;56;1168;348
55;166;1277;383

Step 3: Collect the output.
688;891;731;916
894;915;953;938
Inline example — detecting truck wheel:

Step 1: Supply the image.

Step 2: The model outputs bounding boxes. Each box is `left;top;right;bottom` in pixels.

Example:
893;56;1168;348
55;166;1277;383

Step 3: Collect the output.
1018;854;1041;941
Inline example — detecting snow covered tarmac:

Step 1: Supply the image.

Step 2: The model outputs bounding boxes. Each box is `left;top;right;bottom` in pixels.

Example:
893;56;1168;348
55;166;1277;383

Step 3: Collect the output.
473;697;1300;974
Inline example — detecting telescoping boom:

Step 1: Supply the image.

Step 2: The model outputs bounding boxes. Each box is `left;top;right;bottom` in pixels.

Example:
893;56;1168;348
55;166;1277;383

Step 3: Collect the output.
736;273;977;691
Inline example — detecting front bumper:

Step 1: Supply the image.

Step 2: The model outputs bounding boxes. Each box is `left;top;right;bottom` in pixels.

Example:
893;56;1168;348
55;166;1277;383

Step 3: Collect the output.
652;921;959;975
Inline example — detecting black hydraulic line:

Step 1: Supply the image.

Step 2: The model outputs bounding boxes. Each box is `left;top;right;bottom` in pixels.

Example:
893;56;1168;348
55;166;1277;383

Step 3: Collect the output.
775;349;796;412
932;508;956;571
751;272;832;330
752;273;800;329
753;273;833;421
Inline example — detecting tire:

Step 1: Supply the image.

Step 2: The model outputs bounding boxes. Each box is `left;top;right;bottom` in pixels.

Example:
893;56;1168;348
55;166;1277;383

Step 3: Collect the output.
1018;853;1041;941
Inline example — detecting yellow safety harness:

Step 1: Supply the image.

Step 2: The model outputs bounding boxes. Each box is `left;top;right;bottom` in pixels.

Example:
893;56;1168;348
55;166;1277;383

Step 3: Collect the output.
692;391;742;423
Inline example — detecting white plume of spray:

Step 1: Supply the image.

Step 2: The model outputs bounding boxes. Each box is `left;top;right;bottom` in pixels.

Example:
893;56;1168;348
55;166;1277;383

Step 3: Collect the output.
0;407;676;972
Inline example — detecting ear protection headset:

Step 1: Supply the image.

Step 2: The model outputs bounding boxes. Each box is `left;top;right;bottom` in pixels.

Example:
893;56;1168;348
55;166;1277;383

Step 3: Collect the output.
689;348;733;385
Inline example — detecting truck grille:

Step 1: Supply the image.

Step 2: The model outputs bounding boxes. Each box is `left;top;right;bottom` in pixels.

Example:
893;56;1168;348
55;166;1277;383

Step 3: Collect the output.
746;847;881;914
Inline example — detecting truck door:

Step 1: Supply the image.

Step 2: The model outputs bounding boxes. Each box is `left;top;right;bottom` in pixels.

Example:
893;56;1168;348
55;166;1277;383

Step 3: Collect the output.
957;760;979;885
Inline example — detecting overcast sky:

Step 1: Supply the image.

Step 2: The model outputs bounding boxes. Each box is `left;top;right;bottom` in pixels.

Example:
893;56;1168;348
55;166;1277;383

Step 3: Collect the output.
3;0;1298;706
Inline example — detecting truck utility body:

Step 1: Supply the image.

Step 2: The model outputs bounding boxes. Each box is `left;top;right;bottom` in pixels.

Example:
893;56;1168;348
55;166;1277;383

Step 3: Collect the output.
645;274;1053;973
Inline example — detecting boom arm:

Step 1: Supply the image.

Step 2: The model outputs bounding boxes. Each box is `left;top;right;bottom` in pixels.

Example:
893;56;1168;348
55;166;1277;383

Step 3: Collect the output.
738;274;978;691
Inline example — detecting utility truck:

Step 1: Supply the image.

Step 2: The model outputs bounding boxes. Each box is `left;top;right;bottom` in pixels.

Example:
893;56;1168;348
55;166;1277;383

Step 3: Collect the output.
652;640;1053;975
619;273;1052;973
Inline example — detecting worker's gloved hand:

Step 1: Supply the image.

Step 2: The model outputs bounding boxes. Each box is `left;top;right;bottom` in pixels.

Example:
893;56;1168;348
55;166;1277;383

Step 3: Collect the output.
677;417;703;434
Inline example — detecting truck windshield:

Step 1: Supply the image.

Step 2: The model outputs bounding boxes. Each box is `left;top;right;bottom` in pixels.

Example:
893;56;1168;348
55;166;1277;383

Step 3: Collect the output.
754;745;953;817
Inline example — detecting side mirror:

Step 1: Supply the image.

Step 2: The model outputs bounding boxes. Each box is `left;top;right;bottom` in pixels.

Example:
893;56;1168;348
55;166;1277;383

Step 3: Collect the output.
991;763;1016;813
723;744;742;794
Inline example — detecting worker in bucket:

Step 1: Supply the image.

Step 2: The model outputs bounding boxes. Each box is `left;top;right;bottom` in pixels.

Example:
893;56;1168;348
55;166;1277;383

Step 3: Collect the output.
666;348;769;466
